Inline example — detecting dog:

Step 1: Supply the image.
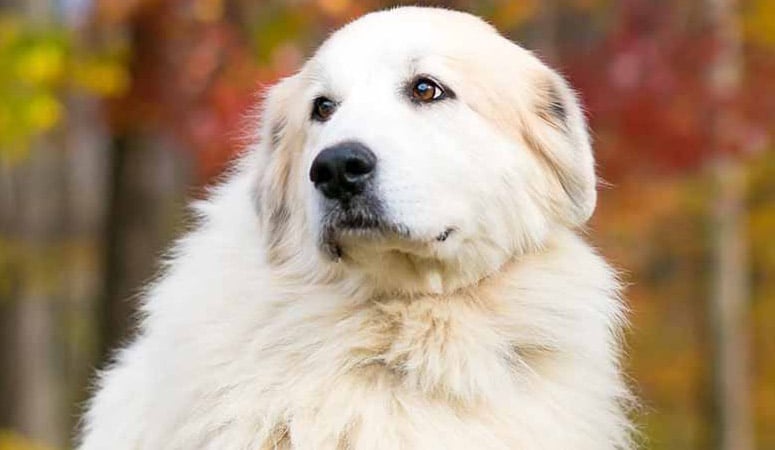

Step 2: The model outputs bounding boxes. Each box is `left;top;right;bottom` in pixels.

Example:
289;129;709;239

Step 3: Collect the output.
79;7;633;449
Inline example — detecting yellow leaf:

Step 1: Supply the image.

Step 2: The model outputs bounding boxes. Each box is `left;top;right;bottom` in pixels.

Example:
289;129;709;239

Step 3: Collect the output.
743;0;775;46
15;42;65;85
24;94;61;130
73;59;130;97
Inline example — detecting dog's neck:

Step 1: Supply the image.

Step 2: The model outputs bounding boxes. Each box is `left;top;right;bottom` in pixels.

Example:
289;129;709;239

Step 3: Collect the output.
336;240;546;299
289;234;598;406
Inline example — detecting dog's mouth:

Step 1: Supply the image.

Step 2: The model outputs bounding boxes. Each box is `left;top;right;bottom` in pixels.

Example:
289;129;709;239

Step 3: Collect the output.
320;206;455;259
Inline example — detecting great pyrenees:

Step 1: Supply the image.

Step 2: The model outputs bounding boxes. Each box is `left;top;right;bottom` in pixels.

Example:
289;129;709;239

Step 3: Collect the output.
79;7;633;450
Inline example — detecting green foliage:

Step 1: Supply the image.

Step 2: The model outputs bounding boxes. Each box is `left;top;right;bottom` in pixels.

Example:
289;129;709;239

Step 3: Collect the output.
0;15;129;163
0;16;67;162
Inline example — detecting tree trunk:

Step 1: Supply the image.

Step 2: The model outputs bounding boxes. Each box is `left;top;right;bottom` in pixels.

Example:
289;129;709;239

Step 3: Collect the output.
706;0;753;449
0;2;112;445
710;158;752;450
12;136;69;447
0;97;110;448
98;134;191;366
0;1;67;446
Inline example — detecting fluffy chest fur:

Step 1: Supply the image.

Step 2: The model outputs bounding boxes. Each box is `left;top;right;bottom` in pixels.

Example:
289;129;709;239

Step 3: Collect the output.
83;220;630;450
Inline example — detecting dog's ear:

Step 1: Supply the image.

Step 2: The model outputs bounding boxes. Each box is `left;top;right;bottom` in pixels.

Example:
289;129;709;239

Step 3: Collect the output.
456;49;597;227
254;74;309;263
258;75;307;157
521;70;597;227
255;74;307;210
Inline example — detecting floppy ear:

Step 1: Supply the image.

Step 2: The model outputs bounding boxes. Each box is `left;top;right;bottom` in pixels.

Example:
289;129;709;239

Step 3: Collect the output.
455;47;597;227
253;74;309;263
521;70;597;227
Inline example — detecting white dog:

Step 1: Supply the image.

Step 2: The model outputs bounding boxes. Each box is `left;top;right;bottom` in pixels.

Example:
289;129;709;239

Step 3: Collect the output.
79;7;633;449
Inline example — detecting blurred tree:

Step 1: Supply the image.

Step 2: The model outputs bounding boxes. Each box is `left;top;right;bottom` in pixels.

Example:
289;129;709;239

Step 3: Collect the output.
706;0;753;449
0;0;79;446
0;0;128;446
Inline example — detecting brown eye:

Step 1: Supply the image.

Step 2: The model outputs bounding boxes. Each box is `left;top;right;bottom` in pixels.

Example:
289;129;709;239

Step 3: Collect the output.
411;77;445;102
312;97;337;121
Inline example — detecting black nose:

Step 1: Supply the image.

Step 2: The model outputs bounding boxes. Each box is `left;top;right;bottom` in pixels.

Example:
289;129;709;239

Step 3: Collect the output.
309;141;377;200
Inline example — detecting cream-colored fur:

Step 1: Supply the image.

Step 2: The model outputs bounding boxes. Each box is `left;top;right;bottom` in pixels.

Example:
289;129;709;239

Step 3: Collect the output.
78;7;634;450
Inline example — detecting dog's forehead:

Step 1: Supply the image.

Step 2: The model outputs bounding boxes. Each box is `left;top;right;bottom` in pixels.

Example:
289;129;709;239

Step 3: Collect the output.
313;8;499;72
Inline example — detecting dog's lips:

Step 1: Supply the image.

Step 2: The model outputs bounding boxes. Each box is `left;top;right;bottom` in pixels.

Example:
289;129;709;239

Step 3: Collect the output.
333;220;454;243
319;200;457;259
323;218;457;259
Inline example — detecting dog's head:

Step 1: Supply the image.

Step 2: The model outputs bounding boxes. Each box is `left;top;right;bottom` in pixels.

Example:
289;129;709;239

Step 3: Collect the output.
253;7;596;294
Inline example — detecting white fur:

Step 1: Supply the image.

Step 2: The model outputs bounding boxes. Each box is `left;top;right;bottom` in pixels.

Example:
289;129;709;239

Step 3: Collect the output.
78;7;633;449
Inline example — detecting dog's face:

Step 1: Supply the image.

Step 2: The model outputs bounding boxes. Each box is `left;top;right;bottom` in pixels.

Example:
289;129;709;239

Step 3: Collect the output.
254;8;596;294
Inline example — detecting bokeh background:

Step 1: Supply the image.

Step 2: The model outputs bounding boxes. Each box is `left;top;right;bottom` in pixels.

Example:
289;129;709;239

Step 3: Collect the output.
0;0;772;448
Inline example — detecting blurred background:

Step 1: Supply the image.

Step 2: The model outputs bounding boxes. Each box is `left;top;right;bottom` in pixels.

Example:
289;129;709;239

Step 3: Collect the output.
0;0;772;448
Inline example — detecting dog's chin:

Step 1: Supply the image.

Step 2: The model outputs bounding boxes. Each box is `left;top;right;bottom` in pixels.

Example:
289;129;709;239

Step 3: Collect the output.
322;219;494;296
320;217;456;261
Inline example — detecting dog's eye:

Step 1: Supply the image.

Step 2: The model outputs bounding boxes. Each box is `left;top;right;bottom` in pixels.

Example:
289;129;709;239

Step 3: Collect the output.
312;97;337;122
411;77;445;102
